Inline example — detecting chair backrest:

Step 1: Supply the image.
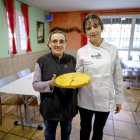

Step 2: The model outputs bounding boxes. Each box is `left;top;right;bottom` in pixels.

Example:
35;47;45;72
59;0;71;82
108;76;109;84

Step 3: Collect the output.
120;60;125;69
18;68;31;78
0;75;17;88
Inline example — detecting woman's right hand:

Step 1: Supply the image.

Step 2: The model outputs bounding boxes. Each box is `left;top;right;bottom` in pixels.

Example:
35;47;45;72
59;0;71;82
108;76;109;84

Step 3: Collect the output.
49;74;56;87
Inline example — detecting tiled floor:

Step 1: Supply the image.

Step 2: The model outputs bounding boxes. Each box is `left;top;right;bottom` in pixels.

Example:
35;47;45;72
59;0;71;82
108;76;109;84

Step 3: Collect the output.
0;83;140;140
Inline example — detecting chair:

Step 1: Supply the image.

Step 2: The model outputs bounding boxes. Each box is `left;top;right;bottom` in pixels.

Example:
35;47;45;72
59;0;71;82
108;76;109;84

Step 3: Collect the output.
120;60;132;81
18;68;31;78
0;75;24;125
120;60;138;88
18;68;39;117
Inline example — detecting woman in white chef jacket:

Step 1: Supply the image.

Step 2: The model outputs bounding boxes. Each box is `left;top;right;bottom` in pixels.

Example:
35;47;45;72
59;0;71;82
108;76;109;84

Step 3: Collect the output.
76;14;123;140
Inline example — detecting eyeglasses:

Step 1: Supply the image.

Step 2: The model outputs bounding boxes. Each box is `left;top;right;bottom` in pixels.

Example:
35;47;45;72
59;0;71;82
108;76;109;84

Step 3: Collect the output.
50;39;66;45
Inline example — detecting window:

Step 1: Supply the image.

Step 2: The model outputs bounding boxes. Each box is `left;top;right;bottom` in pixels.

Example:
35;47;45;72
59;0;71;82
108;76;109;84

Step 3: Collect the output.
7;10;27;53
18;15;27;51
6;12;17;53
101;16;140;60
133;18;140;49
102;17;132;49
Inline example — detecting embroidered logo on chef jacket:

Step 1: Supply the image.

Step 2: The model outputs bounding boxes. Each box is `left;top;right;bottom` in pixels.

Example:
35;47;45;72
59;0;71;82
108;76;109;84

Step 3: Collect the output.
91;53;101;59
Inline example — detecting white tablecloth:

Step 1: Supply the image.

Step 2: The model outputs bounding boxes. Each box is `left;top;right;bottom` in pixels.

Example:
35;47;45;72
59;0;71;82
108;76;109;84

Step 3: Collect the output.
0;73;40;104
123;60;140;69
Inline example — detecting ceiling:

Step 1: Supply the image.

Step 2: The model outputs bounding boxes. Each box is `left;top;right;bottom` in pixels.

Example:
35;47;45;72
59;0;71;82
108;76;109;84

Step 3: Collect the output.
28;0;140;12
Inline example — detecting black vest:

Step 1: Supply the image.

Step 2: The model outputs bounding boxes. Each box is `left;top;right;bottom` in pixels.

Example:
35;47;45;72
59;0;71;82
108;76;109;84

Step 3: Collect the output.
37;53;78;120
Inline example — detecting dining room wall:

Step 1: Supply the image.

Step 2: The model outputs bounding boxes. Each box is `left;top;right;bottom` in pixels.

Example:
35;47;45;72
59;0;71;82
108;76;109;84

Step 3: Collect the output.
0;50;48;78
0;0;50;78
50;12;82;51
0;0;50;58
50;8;140;51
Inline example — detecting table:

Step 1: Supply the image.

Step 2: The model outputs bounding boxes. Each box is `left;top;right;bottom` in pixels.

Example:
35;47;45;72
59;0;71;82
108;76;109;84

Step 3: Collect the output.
123;60;140;70
122;60;140;89
0;73;42;130
123;61;140;111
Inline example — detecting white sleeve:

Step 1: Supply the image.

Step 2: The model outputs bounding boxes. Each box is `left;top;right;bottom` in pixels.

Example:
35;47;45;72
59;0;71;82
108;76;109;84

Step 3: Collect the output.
113;50;124;104
76;50;84;73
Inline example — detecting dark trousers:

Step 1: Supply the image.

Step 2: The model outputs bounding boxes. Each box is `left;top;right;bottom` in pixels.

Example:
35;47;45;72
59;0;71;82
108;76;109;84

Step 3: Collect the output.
78;107;110;140
44;119;72;140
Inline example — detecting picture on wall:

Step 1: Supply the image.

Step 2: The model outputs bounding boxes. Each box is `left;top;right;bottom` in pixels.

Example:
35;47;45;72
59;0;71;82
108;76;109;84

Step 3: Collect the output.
37;21;44;43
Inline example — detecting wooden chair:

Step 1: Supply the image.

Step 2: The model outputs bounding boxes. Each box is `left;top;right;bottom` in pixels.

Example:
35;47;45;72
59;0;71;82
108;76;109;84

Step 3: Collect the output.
0;75;24;125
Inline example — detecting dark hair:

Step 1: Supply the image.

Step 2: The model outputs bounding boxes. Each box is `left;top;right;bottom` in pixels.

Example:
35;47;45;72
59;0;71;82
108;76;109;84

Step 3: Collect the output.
82;14;104;34
46;30;67;48
48;30;67;41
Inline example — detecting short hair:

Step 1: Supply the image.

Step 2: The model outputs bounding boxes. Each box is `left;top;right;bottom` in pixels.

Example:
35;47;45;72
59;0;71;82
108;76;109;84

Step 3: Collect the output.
46;30;67;48
82;14;104;34
48;30;67;41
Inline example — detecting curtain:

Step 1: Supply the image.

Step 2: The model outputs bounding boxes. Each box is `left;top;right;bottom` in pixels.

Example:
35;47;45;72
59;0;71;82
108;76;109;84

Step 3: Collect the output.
5;0;17;54
22;3;31;52
81;33;87;46
81;13;88;47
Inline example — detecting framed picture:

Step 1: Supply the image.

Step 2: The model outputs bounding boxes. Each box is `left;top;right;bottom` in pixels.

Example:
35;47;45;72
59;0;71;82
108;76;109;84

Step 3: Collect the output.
37;21;44;43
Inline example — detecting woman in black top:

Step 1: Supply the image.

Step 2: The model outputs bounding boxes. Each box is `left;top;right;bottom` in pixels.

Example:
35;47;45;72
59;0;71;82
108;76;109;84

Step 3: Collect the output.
32;30;77;140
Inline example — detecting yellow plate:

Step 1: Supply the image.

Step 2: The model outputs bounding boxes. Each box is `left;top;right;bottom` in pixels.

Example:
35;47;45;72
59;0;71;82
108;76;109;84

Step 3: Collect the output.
56;72;92;88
